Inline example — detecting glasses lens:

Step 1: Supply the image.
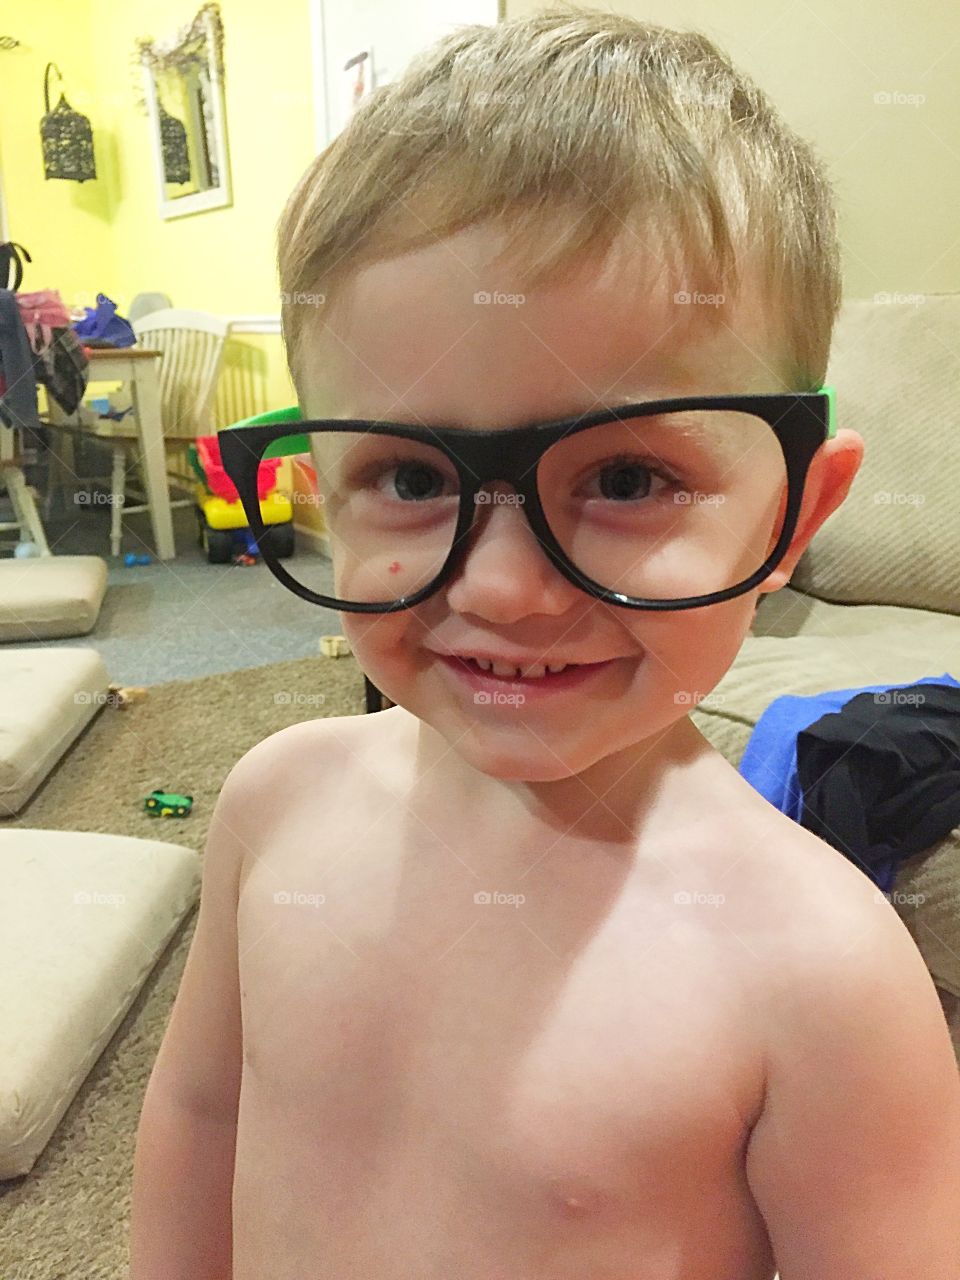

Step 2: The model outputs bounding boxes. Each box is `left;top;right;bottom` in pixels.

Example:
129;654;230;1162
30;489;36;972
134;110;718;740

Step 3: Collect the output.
538;409;787;601
262;412;788;608
261;430;461;606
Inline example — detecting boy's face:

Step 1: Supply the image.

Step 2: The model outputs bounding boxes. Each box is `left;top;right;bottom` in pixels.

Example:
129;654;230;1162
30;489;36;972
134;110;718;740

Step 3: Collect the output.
298;222;856;784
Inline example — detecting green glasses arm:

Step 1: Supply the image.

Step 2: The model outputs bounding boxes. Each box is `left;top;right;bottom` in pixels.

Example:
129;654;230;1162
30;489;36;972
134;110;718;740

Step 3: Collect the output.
221;405;308;457
821;384;837;439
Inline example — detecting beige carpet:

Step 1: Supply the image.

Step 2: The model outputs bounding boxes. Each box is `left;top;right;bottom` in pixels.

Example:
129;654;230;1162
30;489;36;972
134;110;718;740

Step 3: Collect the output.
0;654;367;1280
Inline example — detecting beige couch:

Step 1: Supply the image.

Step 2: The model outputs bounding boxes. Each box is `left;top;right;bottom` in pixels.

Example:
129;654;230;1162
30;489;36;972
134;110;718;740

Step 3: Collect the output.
691;292;960;1032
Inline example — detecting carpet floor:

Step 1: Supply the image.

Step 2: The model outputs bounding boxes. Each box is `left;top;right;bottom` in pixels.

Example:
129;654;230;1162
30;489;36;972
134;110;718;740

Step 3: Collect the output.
0;654;368;1280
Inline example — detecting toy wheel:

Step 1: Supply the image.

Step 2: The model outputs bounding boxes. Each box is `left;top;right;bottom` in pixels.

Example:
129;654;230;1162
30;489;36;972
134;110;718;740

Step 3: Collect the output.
175;805;188;816
202;524;234;564
261;521;295;559
145;797;157;809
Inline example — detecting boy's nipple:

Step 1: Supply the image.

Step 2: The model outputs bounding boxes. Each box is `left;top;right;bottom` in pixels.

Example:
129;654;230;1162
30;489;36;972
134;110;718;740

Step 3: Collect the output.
545;1173;610;1220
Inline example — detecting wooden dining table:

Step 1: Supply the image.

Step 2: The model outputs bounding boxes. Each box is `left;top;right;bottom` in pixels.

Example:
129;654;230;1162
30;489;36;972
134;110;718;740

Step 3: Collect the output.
46;346;176;560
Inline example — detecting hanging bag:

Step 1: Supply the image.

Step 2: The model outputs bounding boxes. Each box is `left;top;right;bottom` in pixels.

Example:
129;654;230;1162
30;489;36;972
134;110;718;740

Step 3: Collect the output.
0;242;32;291
17;289;89;417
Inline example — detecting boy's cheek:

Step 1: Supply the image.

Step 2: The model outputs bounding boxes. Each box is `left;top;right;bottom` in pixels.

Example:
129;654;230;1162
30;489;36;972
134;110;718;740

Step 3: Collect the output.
634;597;758;699
340;614;418;684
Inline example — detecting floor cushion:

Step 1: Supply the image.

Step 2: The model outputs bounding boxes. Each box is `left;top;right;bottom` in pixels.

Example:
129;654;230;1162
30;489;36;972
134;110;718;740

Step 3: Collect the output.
0;648;111;815
0;555;108;642
0;828;200;1179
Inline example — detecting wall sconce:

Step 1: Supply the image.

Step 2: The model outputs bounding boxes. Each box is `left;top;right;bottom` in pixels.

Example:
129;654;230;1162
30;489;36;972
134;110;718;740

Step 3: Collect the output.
39;62;96;182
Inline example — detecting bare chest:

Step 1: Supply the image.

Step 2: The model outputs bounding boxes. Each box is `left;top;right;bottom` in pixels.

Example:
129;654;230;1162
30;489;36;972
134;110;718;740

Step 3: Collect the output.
232;804;771;1279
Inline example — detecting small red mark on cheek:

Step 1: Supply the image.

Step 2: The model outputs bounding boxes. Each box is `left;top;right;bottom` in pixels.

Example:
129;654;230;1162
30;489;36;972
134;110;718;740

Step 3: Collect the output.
388;561;402;574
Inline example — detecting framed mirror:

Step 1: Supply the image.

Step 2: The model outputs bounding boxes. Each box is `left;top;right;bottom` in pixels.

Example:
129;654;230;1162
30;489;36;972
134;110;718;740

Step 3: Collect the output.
138;3;231;220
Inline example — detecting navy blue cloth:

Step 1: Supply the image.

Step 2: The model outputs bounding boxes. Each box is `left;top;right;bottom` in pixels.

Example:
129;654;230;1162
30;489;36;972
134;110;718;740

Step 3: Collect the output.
797;681;960;892
0;288;41;432
739;674;960;890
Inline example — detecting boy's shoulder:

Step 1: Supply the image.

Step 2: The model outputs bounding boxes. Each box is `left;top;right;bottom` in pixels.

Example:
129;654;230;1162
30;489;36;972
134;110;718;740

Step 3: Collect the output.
225;706;410;807
719;788;919;999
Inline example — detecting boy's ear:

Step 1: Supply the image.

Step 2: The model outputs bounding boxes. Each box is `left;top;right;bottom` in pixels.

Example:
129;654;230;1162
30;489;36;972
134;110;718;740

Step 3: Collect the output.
756;428;865;595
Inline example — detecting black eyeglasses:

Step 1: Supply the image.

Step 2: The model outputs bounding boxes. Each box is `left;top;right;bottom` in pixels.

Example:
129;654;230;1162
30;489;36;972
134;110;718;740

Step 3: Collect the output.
217;387;836;613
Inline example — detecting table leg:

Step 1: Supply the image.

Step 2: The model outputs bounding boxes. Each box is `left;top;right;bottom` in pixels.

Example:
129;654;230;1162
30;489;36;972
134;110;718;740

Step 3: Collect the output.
132;360;175;560
2;464;52;555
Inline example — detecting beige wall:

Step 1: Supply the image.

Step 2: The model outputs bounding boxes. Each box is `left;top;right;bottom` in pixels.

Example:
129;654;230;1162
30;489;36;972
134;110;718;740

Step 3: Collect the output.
505;0;960;301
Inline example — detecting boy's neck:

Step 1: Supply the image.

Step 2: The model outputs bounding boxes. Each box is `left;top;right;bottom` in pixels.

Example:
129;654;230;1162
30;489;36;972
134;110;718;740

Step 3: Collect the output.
404;710;720;849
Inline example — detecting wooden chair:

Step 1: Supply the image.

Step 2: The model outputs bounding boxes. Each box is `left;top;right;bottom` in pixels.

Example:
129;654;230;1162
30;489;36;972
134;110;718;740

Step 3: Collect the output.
48;309;228;556
0;422;50;555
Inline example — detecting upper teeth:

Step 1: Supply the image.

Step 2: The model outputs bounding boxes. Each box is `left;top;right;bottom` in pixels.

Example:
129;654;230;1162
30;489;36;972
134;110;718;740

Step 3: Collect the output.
470;658;569;678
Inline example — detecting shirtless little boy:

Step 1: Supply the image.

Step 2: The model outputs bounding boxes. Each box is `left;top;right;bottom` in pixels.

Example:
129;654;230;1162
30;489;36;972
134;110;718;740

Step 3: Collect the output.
129;9;960;1279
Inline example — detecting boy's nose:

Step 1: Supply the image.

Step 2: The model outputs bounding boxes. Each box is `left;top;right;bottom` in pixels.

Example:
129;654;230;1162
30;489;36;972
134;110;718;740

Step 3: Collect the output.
442;482;578;620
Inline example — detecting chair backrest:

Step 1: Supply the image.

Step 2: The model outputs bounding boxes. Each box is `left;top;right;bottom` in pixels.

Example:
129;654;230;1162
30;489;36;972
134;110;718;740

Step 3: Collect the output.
132;308;229;439
128;292;173;324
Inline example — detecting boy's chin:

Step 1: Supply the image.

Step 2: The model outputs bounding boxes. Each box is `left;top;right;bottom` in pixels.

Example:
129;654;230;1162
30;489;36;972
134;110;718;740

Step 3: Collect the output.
442;725;609;784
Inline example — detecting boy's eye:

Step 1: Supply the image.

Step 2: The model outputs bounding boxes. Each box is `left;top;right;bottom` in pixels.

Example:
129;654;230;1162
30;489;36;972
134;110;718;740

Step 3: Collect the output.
390;461;447;502
373;457;457;502
582;457;677;503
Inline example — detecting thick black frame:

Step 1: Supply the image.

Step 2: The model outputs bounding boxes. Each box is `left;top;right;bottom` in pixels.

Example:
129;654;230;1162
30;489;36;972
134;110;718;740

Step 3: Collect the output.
218;391;831;614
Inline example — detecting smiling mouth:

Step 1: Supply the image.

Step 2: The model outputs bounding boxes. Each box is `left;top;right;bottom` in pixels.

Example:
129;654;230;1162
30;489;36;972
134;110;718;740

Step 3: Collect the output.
444;654;618;685
461;656;577;679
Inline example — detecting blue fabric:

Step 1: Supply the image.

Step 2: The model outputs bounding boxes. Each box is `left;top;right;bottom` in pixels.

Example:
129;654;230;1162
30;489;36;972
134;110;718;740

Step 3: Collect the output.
739;673;960;826
72;293;135;348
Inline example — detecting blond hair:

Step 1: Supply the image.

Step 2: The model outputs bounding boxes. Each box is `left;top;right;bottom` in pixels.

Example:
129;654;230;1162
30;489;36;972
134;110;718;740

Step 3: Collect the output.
278;4;841;400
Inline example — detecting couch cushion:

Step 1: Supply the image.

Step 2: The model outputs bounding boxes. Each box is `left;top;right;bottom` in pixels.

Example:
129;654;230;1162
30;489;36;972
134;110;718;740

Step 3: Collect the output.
692;606;960;995
0;555;108;642
0;828;200;1179
790;292;960;614
0;648;110;816
752;584;960;642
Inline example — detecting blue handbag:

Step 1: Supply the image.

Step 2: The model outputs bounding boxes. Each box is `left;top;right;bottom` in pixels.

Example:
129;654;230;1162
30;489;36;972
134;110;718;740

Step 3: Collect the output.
71;292;136;348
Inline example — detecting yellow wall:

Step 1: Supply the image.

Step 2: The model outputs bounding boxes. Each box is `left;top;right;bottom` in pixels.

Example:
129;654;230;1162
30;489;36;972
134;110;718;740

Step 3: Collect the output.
507;0;960;300
0;0;314;419
1;0;956;426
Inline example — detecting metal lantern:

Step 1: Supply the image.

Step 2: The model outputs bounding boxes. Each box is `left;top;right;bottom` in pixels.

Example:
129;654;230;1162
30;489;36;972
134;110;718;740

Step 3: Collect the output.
40;62;96;182
158;102;190;184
